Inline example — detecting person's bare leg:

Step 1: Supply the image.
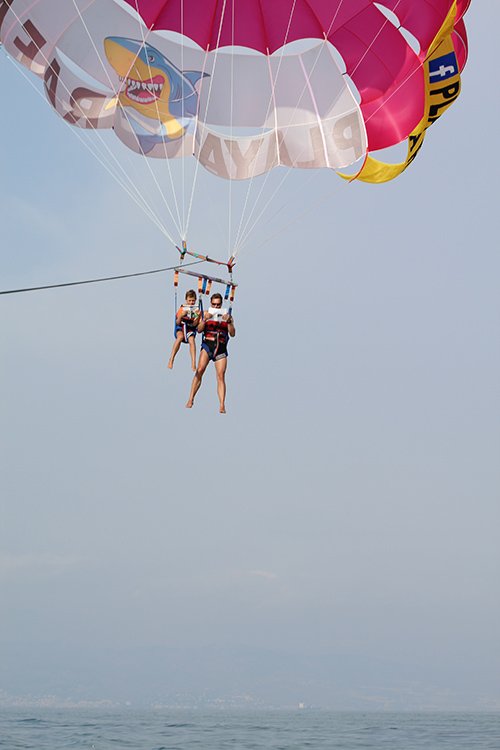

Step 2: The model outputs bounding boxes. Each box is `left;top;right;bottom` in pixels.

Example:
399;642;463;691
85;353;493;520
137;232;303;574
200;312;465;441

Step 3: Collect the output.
188;336;197;371
168;331;184;369
186;349;209;407
214;357;228;413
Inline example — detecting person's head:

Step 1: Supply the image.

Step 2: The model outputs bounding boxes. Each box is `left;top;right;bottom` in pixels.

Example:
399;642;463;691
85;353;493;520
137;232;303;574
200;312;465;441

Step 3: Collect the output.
211;293;223;308
185;290;197;304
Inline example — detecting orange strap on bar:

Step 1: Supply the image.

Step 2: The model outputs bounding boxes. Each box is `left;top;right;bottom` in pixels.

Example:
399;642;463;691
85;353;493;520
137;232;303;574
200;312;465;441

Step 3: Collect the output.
230;286;235;303
198;277;203;295
206;280;212;295
174;270;179;287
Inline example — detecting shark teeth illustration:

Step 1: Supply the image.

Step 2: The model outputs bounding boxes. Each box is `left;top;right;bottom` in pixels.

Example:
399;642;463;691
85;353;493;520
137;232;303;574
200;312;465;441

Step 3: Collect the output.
118;75;164;101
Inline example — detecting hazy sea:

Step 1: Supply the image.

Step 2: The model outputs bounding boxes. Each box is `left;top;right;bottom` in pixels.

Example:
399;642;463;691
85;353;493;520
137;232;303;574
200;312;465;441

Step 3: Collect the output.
1;709;499;749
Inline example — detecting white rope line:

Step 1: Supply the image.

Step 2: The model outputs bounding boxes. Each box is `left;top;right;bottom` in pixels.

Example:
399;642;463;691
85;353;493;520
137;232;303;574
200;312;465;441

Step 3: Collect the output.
3;0;454;263
234;116;330;255
3;0;184;242
68;3;182;239
234;45;340;252
234;0;349;238
347;0;406;80
204;177;230;250
74;0;414;256
48;0;174;230
238;177;351;262
1;47;177;242
233;165;287;255
109;8;186;237
232;40;349;252
125;0;184;234
183;0;230;247
183;47;210;241
232;0;299;253
181;0;186;231
69;0;115;91
235;142;319;254
227;0;236;255
241;167;327;252
234;0;429;257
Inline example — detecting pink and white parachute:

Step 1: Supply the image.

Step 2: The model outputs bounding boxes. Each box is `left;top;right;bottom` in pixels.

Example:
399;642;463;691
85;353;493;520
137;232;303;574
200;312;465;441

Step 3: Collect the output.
1;1;471;249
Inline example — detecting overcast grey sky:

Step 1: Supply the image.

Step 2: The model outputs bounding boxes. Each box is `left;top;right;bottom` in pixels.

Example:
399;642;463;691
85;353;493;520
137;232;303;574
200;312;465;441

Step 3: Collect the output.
1;2;499;706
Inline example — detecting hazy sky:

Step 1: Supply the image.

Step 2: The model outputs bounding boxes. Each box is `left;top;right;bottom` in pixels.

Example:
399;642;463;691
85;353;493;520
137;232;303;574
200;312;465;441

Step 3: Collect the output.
1;2;499;704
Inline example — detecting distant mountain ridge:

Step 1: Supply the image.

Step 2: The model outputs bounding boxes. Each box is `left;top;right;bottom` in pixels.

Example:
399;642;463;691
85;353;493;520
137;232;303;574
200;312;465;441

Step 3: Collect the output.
1;643;498;710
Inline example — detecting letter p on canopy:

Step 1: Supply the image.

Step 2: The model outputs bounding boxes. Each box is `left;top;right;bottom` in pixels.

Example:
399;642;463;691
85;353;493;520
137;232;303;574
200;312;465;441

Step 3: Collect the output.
332;113;364;162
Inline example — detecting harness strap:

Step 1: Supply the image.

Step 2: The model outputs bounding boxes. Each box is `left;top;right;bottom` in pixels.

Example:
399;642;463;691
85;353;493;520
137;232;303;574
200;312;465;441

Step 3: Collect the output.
174;285;178;338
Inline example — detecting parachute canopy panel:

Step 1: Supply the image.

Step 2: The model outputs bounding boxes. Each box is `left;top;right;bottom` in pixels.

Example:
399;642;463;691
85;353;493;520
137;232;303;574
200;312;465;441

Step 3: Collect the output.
1;0;470;181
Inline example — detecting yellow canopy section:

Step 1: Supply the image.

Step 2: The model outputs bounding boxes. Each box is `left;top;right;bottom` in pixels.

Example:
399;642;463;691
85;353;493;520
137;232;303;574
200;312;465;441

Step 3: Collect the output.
340;2;461;184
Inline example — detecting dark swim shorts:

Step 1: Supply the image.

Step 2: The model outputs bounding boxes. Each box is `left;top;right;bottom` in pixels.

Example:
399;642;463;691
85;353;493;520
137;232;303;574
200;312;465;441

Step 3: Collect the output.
201;335;228;361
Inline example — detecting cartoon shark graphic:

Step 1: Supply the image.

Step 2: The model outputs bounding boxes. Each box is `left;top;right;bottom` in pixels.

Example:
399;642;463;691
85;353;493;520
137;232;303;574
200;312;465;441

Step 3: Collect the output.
104;37;206;141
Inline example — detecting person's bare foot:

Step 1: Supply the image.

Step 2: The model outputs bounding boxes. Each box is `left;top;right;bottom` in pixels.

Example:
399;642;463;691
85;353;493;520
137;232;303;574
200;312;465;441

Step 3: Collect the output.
219;405;226;414
186;399;194;408
167;362;174;370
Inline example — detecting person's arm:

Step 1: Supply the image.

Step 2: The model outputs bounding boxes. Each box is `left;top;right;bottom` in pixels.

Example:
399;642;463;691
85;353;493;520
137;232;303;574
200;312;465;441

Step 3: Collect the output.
227;316;235;337
197;311;208;333
176;307;184;325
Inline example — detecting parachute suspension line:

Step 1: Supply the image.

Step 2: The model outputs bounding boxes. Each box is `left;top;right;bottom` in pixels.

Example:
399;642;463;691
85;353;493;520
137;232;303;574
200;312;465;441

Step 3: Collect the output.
232;1;299;255
182;0;230;247
115;15;184;236
236;164;314;254
71;0;185;238
237;110;354;255
236;0;412;259
200;169;231;249
181;0;186;232
0;7;173;239
98;0;194;236
338;0;412;108
232;0;355;256
233;173;280;255
323;0;349;40
69;0;116;92
298;54;330;169
231;50;277;255
234;3;340;256
184;45;211;239
68;1;179;227
233;47;315;253
335;0;435;133
227;0;236;255
108;101;184;239
174;266;180;338
234;0;418;255
348;16;391;81
0;49;176;244
236;22;367;256
238;179;350;261
235;114;324;252
360;29;437;131
348;0;462;149
245;169;325;250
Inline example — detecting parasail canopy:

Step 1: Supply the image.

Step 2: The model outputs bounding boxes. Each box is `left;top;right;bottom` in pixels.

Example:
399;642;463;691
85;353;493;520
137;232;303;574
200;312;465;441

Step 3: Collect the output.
1;0;471;252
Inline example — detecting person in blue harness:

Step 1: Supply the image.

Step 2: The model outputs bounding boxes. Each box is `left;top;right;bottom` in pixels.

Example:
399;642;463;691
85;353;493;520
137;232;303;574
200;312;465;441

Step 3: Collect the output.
186;293;235;413
168;289;201;371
